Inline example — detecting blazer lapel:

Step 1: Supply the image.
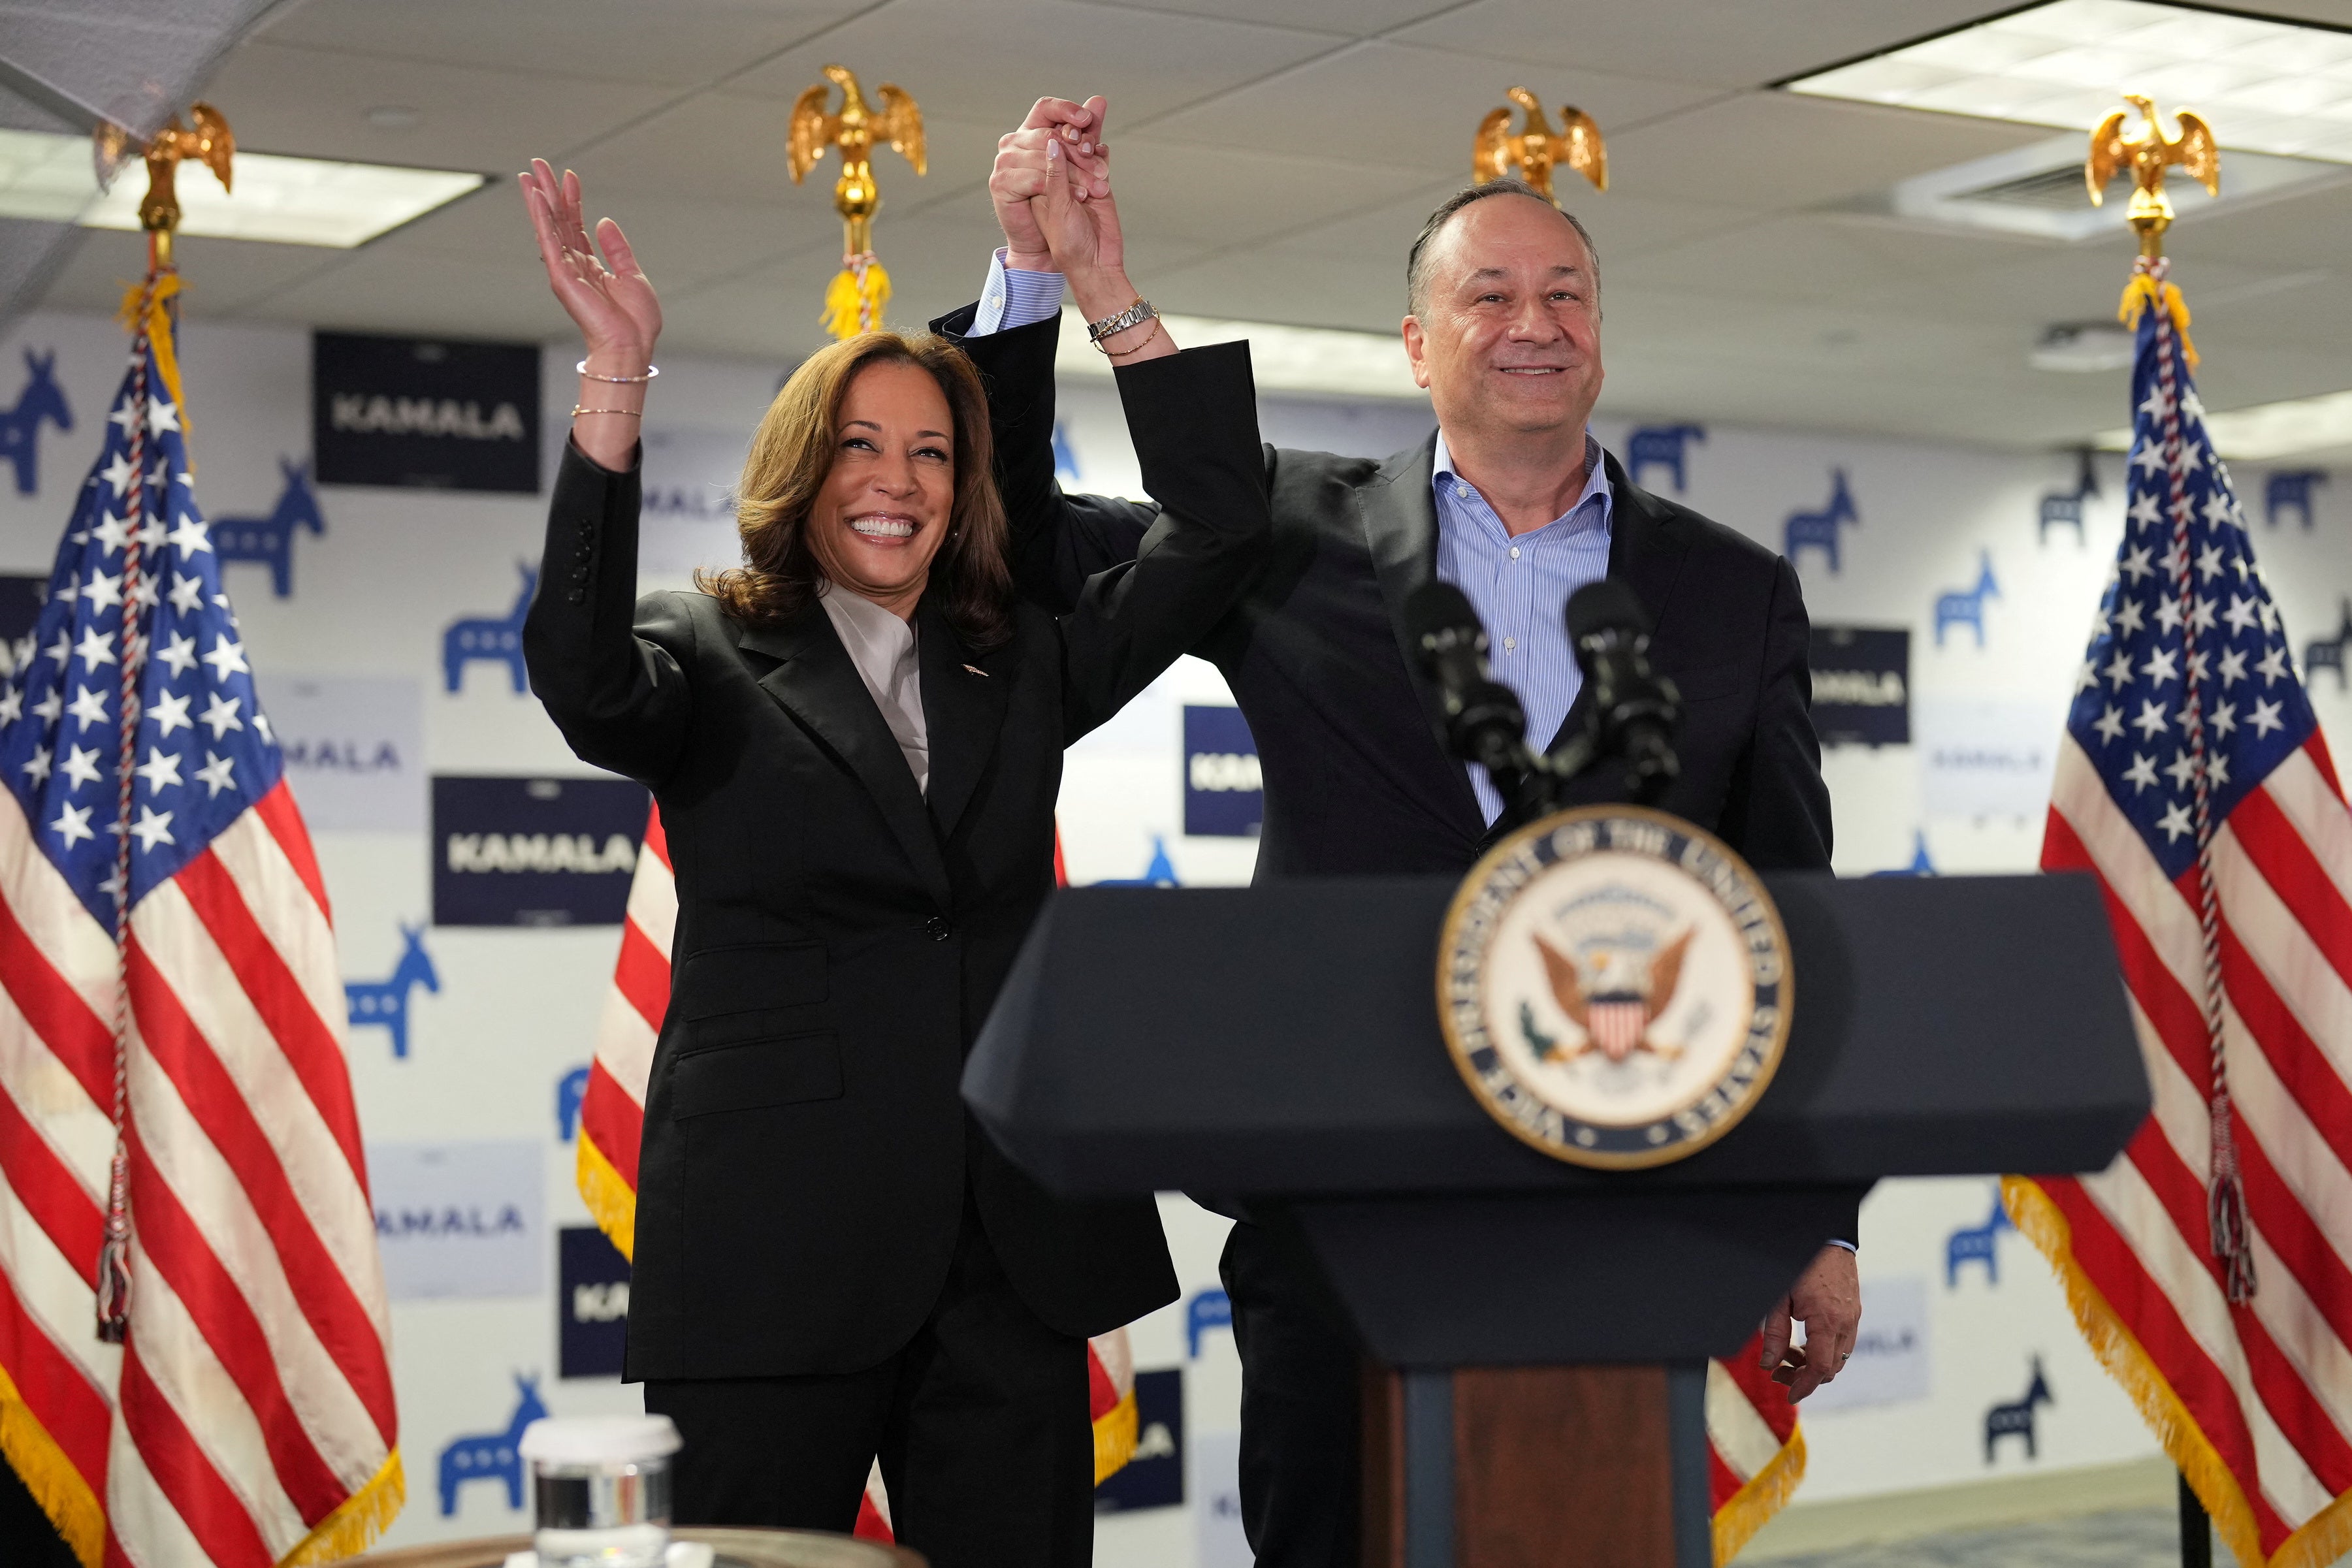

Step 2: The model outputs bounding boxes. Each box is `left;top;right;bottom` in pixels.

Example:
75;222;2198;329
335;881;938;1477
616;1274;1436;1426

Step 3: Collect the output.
738;606;954;911
1539;452;1695;755
916;598;1010;842
1359;435;1487;833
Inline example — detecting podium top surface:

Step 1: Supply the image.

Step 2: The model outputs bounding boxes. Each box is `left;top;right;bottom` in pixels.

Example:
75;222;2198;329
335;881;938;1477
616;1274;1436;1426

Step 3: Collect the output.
963;872;2148;1197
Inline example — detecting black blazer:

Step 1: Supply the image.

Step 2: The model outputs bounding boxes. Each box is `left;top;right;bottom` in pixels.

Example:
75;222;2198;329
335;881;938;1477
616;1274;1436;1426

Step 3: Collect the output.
942;307;1833;880
524;341;1268;1380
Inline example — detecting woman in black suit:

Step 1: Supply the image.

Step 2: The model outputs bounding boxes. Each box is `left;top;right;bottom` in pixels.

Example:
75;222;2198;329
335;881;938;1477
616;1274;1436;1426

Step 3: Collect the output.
515;147;1262;1568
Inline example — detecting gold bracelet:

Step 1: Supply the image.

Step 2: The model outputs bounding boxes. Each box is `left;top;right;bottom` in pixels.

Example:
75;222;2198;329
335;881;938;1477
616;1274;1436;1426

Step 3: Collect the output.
577;360;658;382
571;405;644;417
1103;318;1167;361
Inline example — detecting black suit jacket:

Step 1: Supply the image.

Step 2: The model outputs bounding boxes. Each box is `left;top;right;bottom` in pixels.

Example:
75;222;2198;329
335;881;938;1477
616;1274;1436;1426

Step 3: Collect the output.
524;341;1268;1380
941;307;1833;880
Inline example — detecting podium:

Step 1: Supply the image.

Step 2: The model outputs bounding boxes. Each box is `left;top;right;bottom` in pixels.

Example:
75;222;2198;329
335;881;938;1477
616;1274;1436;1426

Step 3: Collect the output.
964;871;2149;1568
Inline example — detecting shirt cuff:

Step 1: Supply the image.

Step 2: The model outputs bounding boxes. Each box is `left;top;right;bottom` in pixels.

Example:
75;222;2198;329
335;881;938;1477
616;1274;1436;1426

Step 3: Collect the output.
1827;1238;1858;1253
973;247;1063;336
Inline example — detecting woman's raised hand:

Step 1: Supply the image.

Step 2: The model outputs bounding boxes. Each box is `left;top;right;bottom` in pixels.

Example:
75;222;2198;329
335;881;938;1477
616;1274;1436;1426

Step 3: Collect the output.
521;159;661;372
1029;95;1123;281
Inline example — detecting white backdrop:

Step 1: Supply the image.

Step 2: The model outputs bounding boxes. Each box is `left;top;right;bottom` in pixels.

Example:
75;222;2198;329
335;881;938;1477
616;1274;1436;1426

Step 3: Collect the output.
0;303;2344;1563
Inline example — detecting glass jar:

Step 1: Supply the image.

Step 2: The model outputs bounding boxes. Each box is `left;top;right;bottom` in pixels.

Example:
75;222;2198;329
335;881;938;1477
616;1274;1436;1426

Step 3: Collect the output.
517;1415;682;1568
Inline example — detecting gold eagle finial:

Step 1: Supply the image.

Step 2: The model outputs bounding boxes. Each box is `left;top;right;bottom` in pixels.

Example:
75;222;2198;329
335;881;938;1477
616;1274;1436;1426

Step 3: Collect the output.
1474;88;1606;204
787;63;926;259
2087;93;2219;259
93;103;233;269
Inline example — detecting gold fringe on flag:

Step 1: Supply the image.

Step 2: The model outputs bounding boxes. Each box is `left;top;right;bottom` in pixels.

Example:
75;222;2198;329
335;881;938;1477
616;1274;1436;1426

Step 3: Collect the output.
0;1362;105;1568
2119;273;2199;370
1712;1425;1808;1565
1091;1388;1139;1485
279;1450;408;1568
2003;1176;2352;1568
576;1127;639;1263
820;253;892;340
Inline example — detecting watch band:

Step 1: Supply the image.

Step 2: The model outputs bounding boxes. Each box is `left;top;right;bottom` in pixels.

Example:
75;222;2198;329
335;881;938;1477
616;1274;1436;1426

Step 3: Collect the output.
1085;296;1157;344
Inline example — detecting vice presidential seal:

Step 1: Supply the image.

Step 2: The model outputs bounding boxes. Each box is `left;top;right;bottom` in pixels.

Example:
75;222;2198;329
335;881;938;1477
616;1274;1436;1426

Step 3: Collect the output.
1436;805;1794;1169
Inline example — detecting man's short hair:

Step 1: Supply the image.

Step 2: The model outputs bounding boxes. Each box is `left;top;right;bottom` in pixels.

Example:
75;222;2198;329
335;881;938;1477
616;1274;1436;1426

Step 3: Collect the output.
1404;179;1602;315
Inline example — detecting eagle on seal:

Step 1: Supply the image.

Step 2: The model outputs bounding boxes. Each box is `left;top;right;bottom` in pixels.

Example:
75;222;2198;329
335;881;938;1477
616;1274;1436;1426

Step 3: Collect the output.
1532;929;1692;1063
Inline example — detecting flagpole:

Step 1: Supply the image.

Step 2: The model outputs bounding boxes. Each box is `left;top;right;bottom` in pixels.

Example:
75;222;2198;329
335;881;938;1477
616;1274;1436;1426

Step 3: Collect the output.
88;105;233;1343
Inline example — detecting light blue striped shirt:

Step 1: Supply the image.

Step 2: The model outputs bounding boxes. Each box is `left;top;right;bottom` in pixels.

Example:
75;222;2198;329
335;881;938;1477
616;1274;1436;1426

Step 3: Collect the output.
1432;432;1613;824
973;255;1616;825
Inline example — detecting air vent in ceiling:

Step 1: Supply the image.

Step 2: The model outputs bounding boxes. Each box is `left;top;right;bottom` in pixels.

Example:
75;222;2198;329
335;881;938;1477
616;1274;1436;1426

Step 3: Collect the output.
1835;135;2344;241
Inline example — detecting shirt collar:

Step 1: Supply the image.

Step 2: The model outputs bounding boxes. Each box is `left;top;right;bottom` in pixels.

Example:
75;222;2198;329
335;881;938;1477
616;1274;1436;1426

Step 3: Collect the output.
1432;428;1613;536
817;580;917;669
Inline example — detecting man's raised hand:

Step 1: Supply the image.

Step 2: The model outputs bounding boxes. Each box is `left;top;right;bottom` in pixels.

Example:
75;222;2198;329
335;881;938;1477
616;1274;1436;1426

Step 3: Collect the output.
991;95;1110;272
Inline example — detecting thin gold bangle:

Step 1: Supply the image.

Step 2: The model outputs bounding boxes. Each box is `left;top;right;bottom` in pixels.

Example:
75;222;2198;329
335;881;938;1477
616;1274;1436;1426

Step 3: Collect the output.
571;405;644;417
577;360;658;382
1103;318;1167;361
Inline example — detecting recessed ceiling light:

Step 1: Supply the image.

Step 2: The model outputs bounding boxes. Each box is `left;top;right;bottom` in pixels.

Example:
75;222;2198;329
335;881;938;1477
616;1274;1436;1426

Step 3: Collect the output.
2097;387;2352;458
2031;321;2136;372
0;128;483;248
1056;311;1424;400
1784;0;2352;165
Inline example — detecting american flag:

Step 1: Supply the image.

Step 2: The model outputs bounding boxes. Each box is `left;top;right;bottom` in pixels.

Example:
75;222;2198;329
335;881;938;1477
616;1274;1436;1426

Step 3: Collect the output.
2010;256;2352;1568
0;283;398;1566
573;806;1143;1541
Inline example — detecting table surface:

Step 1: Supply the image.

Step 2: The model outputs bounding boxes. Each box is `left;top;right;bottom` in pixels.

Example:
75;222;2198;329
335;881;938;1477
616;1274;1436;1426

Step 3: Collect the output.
341;1526;926;1568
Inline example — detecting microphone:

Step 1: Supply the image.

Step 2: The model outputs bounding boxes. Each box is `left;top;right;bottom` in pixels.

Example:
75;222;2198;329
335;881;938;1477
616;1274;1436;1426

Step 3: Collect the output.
1404;582;1529;780
1560;580;1682;803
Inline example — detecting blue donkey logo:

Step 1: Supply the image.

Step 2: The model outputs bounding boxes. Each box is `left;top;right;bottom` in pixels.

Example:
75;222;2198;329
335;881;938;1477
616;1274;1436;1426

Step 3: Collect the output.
1624;423;1705;493
557;1064;590;1142
0;349;74;496
443;564;538;694
1783;469;1859;574
215;458;325;598
1946;1187;2014;1286
1869;831;1937;878
1934;552;2002;648
344;924;439;1060
1097;836;1180;886
438;1373;546;1515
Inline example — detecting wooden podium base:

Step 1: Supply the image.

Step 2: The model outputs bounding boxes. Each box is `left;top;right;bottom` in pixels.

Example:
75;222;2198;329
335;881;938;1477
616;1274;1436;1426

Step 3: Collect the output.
1362;1361;1713;1568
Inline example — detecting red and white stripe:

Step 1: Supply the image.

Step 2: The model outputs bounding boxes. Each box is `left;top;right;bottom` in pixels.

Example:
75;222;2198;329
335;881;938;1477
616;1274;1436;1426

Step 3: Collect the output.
2024;728;2352;1564
0;780;399;1568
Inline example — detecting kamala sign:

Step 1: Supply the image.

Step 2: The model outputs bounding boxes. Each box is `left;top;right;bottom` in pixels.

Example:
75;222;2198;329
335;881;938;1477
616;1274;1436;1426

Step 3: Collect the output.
314;330;540;493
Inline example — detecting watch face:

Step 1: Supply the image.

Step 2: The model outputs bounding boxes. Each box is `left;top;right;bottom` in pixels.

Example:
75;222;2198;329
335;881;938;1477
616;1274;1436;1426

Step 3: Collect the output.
1436;805;1794;1170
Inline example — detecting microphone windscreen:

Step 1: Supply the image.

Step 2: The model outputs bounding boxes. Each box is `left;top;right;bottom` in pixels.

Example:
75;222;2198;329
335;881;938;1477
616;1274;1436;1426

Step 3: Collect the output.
1565;579;1650;642
1405;580;1481;647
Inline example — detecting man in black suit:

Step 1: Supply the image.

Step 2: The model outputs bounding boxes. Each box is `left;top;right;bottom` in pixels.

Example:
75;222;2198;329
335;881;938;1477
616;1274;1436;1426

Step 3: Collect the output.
942;99;1861;1568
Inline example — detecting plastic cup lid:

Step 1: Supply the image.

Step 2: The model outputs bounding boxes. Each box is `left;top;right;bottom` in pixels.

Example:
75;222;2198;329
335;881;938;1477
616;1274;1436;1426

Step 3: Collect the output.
518;1415;683;1465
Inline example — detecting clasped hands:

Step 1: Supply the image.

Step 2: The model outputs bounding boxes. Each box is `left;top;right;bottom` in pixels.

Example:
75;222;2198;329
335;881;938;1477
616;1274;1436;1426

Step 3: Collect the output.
989;95;1173;362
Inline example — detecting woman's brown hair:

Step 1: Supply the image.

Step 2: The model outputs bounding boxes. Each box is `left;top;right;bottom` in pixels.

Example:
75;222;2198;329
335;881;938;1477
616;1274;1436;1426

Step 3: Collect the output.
696;332;1014;651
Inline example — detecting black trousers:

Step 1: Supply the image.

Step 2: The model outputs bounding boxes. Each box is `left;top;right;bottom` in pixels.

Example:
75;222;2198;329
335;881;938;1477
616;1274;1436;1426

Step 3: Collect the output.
1219;1219;1362;1568
644;1203;1093;1568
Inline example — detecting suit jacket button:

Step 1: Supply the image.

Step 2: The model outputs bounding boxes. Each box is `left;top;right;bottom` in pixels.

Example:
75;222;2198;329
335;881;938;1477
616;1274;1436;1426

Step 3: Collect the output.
924;915;953;941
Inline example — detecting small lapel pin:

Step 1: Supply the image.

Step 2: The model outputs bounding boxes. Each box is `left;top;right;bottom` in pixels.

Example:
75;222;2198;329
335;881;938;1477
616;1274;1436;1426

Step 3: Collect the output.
962;664;988;678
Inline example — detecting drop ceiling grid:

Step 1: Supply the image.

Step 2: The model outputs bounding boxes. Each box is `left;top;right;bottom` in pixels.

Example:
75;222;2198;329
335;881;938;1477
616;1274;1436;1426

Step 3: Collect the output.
22;0;2352;451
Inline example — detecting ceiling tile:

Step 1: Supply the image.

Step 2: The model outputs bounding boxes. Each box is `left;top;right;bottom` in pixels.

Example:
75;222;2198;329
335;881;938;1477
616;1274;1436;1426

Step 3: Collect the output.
1391;0;2008;91
223;246;573;344
1605;92;2054;210
724;0;1343;125
254;0;872;88
1071;0;1459;34
1140;42;1721;178
573;93;1000;221
35;227;342;317
197;41;675;170
1091;138;1441;251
